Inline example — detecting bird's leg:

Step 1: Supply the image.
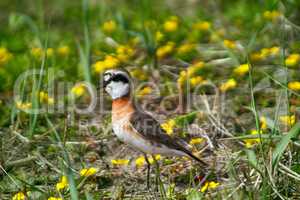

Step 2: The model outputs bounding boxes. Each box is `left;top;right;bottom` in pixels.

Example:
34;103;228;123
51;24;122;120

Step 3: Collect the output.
152;155;165;197
144;154;151;190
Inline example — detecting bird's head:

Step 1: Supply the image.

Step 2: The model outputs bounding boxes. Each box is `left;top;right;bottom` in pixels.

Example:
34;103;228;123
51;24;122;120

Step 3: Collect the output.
103;69;132;100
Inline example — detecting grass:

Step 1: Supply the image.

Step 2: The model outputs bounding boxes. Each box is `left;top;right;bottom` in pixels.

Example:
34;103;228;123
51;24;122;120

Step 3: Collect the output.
1;0;300;199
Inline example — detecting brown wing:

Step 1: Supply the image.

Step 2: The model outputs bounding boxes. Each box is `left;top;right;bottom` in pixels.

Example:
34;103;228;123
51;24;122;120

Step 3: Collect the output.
130;110;206;164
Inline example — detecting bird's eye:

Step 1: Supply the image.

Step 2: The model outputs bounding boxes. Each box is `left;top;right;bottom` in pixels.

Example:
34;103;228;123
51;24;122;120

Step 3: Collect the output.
104;73;112;82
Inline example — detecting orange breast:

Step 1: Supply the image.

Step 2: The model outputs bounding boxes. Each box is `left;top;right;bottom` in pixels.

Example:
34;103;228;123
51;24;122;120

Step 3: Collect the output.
112;97;134;122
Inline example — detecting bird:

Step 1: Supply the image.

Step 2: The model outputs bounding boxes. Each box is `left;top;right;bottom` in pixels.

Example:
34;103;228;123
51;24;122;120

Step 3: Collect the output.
102;69;206;187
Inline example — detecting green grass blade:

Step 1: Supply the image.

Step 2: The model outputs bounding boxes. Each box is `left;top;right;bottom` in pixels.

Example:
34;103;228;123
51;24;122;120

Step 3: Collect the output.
272;123;300;167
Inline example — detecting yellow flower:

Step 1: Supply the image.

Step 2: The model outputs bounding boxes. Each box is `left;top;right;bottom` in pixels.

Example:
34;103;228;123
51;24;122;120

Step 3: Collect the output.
155;31;164;42
260;116;267;130
269;46;280;56
177;71;187;87
285;54;300;67
156;42;175;59
137;86;152;96
111;159;129;165
161;119;176;135
135;156;146;168
189;138;204;145
80;167;98;177
46;48;54;57
102;20;117;34
177;43;195;55
193;21;211;31
250;52;264;61
56;176;68;191
104;55;120;68
223;40;236;49
16;101;32;110
39;91;54;105
130;69;147;81
244;130;262;148
93;55;120;74
116;45;134;62
71;84;86;97
48;197;62;200
0;47;12;65
12;192;25;200
163;16;179;32
148;154;161;164
200;181;220;192
190;76;205;87
263;10;281;21
57;46;70;57
31;47;43;58
187;61;205;76
233;63;250;76
280;115;296;126
288;81;300;91
219;79;237;92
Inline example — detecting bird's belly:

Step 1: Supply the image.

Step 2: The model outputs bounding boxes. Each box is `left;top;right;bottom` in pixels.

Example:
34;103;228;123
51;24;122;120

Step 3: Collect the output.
112;122;185;156
112;122;154;153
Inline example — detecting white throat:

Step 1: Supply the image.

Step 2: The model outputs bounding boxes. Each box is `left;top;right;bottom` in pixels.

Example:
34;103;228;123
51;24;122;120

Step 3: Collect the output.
105;81;130;100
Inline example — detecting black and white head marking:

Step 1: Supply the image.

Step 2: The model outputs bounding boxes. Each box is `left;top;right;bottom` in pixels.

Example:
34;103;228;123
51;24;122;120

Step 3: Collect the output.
103;70;131;99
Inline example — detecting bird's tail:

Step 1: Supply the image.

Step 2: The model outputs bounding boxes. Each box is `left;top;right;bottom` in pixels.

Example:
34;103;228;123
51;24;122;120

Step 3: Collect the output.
185;150;207;165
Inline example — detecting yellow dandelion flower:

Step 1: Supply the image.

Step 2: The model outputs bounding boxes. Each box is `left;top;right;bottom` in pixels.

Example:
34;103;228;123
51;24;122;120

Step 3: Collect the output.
46;48;54;57
189;138;204;145
269;46;280;56
260;116;267;130
190;76;205;87
137;86;152;96
155;31;164;42
39;91;54;105
156;42;175;59
111;159;129;165
102;20;117;34
104;55;120;69
148;154;161;164
250;52;264;61
0;47;12;65
57;46;70;57
244;130;262;148
48;197;62;200
93;61;107;74
288;81;300;91
56;176;68;191
135;156;146;168
193;21;211;31
280;115;296;126
200;181;220;192
163;16;178;32
233;63;250;76
130;69;147;81
177;71;187;87
16;101;32;110
161;119;176;135
219;79;237;92
71;84;86;97
12;192;25;200
285;54;300;67
187;61;205;76
80;167;98;177
31;47;43;59
116;45;134;62
263;10;281;21
223;40;236;49
177;43;195;55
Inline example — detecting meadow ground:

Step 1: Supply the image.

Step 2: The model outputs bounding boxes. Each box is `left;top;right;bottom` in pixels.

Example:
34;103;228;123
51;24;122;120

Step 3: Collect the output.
1;0;300;199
